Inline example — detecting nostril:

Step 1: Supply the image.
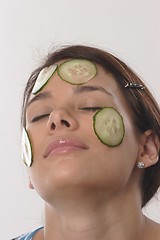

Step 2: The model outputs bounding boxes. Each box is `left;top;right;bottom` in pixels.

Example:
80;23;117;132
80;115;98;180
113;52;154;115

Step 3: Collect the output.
61;119;70;127
51;122;56;130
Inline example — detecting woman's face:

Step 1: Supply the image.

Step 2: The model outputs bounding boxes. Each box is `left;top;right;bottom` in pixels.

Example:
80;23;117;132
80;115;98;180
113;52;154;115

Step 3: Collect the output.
25;64;140;201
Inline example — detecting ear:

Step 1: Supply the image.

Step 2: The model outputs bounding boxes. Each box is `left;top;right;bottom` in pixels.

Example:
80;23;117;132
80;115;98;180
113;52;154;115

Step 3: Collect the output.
28;175;34;189
138;130;159;168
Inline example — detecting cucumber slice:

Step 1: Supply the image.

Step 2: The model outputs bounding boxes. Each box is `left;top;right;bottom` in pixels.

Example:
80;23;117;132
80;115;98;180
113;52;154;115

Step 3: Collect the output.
32;64;58;94
93;107;125;147
21;127;33;167
58;59;97;85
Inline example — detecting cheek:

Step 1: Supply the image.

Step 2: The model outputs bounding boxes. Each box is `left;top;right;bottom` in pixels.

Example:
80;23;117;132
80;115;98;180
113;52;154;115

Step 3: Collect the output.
27;125;46;163
87;144;137;192
87;115;139;183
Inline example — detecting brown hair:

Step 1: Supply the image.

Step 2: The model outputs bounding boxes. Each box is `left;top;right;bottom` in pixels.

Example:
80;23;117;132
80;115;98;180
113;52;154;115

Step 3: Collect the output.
21;45;160;207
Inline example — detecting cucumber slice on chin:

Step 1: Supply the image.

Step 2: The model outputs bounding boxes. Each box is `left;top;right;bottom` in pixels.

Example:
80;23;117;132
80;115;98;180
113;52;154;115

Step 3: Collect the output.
21;127;33;167
58;59;97;85
32;64;57;94
93;107;125;147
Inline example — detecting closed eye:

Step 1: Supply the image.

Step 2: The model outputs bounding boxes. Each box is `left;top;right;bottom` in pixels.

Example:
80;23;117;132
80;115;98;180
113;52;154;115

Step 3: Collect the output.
31;108;102;122
80;107;102;112
31;114;50;122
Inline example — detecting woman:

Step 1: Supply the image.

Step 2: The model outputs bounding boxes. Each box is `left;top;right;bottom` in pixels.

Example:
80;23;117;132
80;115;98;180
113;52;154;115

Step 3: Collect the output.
13;45;160;239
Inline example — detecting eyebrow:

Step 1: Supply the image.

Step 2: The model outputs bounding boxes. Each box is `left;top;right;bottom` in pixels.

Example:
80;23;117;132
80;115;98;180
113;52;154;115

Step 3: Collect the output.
26;91;52;108
26;85;112;108
74;85;112;96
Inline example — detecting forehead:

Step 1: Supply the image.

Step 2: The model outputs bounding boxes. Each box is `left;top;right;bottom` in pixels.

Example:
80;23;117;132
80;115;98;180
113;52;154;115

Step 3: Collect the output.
30;64;120;100
26;62;134;129
27;63;131;122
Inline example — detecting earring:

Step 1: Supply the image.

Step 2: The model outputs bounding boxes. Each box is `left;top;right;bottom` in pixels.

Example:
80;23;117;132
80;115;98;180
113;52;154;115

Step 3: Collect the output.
137;162;145;169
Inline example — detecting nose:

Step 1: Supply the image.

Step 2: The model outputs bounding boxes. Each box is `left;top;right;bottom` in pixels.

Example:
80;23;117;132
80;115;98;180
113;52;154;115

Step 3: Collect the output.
47;108;79;134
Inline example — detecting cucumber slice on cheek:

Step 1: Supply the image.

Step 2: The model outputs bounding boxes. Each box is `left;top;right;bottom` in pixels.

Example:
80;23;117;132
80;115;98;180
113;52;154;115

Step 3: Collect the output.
21;127;33;167
93;107;125;147
58;59;97;85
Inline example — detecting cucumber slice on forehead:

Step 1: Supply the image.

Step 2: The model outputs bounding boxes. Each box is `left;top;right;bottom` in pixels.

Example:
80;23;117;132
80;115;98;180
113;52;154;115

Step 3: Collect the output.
93;107;125;147
58;59;97;85
32;64;57;94
21;127;33;167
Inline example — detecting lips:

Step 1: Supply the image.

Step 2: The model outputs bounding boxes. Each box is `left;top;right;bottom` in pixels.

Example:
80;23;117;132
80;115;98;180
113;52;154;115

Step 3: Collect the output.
43;138;89;158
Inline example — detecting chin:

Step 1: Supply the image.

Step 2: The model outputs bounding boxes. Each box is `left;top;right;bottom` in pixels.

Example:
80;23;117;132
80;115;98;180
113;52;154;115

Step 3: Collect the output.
35;177;94;205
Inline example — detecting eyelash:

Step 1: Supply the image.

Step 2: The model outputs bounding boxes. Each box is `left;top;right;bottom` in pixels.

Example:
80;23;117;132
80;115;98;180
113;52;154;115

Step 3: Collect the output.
31;108;102;122
80;107;102;112
31;114;50;122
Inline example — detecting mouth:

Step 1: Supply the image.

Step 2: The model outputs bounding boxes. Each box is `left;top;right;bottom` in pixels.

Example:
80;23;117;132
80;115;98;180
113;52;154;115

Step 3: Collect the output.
43;138;89;158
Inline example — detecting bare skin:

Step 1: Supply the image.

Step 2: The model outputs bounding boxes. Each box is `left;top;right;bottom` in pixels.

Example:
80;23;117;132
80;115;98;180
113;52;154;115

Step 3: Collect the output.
26;64;160;240
33;176;160;240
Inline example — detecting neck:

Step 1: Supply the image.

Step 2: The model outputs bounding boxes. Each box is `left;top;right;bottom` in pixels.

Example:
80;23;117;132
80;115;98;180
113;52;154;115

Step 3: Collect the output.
43;186;146;240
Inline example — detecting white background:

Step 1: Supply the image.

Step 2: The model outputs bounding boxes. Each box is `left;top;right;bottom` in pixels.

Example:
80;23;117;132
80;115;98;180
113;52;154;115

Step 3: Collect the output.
0;0;160;239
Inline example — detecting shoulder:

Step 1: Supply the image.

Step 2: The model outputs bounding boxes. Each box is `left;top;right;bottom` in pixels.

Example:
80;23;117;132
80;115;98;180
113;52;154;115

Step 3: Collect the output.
11;227;44;240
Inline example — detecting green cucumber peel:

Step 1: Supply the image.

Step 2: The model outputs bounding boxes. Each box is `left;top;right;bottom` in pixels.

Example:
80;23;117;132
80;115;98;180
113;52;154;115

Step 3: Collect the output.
32;64;58;94
93;107;125;147
31;59;97;95
57;59;97;85
21;127;33;167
